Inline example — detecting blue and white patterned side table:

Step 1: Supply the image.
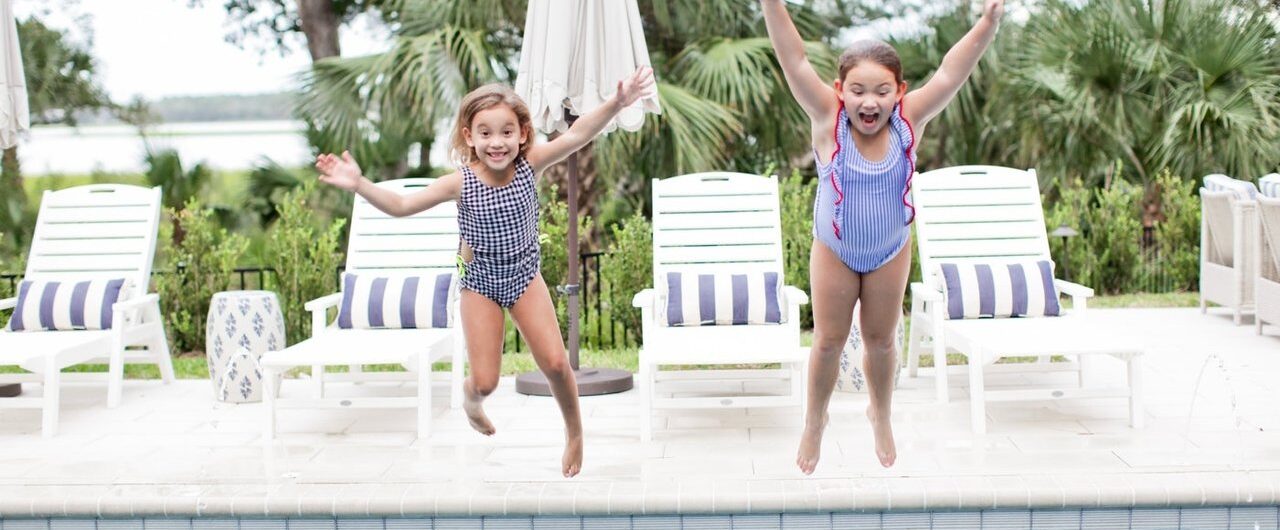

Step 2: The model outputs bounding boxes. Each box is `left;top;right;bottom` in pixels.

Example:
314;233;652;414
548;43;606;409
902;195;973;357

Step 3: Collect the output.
835;303;905;393
206;290;286;403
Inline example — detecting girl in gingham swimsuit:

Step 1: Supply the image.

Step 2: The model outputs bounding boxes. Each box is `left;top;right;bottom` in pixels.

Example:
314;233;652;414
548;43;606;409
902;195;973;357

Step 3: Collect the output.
763;0;1005;473
315;68;656;479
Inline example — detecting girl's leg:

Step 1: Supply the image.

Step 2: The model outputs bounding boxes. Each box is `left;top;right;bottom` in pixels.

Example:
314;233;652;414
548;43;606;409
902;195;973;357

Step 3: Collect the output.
508;273;583;478
857;238;913;468
797;240;861;475
460;288;505;436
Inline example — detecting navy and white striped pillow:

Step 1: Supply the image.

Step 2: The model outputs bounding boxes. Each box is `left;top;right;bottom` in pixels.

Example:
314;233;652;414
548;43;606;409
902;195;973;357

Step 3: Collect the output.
937;261;1060;320
5;278;133;331
337;272;457;329
1260;174;1280;199
661;271;784;326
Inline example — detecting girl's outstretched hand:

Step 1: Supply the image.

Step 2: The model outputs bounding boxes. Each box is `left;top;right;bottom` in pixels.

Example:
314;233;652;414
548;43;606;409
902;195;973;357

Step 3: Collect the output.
983;0;1004;24
315;150;363;192
615;66;656;108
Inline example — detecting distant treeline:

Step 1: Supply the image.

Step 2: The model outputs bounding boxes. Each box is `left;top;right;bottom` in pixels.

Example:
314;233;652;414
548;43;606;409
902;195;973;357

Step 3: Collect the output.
75;92;297;124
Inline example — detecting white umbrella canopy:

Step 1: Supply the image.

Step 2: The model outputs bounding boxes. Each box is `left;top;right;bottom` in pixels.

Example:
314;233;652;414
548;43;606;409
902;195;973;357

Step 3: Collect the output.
0;0;28;150
515;0;660;134
513;0;659;396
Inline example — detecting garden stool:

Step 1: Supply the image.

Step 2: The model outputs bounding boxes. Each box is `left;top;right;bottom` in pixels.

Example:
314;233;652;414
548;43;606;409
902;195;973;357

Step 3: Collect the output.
206;290;286;403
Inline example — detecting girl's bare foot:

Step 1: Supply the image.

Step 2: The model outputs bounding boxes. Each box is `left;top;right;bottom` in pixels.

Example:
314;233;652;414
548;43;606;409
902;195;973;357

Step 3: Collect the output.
796;412;829;475
463;381;496;436
562;432;583;478
866;404;896;467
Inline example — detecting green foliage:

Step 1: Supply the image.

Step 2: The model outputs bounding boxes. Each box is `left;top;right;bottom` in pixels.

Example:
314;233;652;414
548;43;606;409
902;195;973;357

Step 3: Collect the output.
1046;169;1148;294
600;212;652;343
537;183;591;340
777;168;814;327
144;149;212;212
1143;170;1202;292
1005;0;1280;190
17;16;110;126
266;183;347;345
153;200;249;354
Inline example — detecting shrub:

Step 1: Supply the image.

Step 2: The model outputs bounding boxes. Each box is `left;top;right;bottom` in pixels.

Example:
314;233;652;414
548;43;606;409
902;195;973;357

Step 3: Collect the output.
1144;169;1200;292
266;183;346;345
778;168;815;327
536;183;592;343
600;211;652;344
153;199;249;353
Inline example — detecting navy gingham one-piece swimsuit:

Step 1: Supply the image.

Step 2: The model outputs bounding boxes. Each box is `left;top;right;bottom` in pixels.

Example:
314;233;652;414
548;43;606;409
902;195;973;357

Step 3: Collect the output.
457;156;541;308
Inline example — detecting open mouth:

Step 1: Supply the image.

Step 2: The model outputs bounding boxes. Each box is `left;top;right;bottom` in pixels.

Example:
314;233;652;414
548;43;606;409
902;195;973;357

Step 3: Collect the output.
857;111;880;127
486;151;508;163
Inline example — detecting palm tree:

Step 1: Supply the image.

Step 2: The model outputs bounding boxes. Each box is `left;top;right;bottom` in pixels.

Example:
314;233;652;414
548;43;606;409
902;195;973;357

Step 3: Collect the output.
1003;0;1280;191
296;0;857;233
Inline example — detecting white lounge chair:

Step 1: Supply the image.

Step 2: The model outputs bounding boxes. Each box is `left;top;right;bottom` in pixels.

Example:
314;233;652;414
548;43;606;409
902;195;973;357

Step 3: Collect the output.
905;166;1143;434
631;171;809;441
261;178;465;440
1255;174;1280;334
1199;173;1259;325
0;184;172;437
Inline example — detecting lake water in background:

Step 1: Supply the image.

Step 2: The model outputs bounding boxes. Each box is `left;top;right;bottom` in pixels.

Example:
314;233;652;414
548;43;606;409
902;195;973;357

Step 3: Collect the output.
20;120;314;175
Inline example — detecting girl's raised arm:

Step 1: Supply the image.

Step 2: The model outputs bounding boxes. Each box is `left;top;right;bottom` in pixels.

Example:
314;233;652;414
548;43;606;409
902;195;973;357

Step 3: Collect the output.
904;0;1003;126
760;0;837;123
316;151;462;217
527;67;656;174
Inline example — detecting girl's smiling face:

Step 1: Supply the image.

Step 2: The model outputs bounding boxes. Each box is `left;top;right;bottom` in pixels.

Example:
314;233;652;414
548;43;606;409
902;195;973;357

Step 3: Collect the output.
836;62;907;136
464;104;528;172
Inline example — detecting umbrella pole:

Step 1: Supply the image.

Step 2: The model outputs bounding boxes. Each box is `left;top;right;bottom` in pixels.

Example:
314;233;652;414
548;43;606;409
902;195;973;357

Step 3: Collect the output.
567;150;581;370
516;114;633;397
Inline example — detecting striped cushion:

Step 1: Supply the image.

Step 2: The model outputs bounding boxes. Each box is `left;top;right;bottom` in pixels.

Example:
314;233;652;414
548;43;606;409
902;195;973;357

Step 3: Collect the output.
1203;174;1258;199
5;278;133;331
337;272;457;329
660;271;784;326
936;261;1060;320
1260;174;1280;199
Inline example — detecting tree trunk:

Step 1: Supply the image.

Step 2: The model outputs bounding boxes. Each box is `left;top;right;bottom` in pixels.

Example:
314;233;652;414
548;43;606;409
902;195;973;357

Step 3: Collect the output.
419;133;434;175
297;0;342;62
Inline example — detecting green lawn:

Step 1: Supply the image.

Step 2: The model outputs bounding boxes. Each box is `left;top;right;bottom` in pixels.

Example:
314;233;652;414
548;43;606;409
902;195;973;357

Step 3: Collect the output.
0;291;1197;378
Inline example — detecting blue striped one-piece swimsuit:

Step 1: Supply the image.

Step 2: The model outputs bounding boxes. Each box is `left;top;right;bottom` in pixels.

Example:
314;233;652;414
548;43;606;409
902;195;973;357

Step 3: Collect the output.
812;102;917;274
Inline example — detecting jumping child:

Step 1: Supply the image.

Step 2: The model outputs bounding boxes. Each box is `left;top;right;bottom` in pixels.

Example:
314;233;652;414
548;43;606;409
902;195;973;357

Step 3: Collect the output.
761;0;1004;473
315;67;656;478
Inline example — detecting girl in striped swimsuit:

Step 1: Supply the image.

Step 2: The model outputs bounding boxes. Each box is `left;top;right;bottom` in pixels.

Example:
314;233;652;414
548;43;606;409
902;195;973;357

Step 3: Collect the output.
314;67;656;478
762;0;1004;473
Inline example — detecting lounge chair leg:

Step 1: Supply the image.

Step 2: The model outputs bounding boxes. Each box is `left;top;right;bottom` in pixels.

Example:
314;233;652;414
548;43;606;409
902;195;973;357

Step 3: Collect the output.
418;352;432;440
933;330;949;404
451;342;464;409
42;362;60;438
969;349;986;435
639;358;652;442
907;300;922;378
264;367;278;441
1128;355;1144;429
155;333;176;384
107;338;124;409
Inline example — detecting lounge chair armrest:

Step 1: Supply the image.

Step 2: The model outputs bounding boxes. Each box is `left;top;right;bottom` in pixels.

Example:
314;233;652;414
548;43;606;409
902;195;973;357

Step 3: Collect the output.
632;289;654;309
112;293;159;312
910;282;943;302
783;285;809;305
304;293;343;312
0;297;14;311
1054;280;1094;298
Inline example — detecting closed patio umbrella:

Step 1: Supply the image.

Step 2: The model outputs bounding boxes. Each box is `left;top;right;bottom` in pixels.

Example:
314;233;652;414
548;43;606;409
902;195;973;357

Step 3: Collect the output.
0;0;25;398
514;0;660;396
0;0;27;150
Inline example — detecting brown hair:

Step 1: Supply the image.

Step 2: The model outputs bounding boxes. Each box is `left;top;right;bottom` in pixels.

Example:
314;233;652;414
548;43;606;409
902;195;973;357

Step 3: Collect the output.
837;40;904;85
449;83;535;167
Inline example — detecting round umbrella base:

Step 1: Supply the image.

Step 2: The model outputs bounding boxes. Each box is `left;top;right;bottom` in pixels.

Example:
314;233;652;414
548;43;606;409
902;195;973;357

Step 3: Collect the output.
515;368;633;396
0;383;20;398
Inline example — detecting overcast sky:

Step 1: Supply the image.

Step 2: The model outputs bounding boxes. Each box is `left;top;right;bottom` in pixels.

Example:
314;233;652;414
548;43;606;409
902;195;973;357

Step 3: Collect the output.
13;0;391;101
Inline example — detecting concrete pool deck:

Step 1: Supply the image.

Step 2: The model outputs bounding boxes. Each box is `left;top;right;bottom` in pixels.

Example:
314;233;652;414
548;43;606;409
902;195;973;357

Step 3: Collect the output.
1;308;1277;517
